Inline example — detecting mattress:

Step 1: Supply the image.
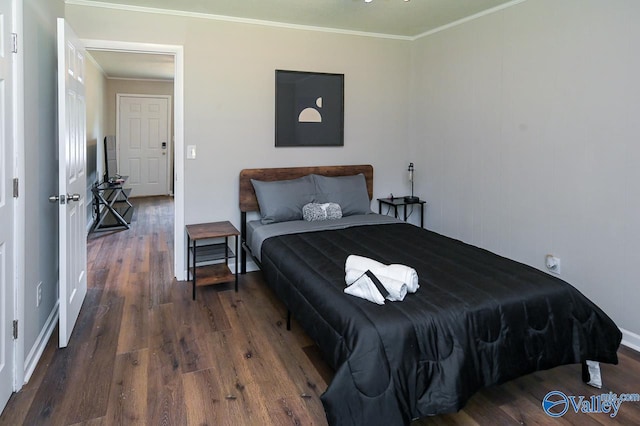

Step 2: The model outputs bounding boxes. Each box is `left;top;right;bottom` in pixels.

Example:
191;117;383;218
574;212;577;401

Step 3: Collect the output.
259;221;622;425
246;213;400;262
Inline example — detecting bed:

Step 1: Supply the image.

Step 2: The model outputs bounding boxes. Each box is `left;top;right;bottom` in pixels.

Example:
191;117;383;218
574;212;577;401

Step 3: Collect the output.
238;164;622;426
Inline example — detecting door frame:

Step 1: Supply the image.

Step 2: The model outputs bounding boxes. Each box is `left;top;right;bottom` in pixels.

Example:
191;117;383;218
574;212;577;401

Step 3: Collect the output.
116;93;173;197
12;0;26;393
82;39;186;280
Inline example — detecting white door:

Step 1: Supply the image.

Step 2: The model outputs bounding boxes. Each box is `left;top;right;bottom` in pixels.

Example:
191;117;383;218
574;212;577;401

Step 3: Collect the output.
118;95;170;197
0;0;15;413
56;18;87;348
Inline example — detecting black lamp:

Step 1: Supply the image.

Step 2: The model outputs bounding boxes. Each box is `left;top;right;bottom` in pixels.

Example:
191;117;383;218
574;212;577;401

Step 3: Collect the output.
404;163;419;203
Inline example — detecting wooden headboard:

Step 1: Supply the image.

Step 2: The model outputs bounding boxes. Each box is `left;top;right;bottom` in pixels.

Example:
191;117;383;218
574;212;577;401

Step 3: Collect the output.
239;164;374;212
238;164;373;273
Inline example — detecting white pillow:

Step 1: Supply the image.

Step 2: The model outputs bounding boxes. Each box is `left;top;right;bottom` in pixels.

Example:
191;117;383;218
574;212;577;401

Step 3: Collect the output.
302;203;343;221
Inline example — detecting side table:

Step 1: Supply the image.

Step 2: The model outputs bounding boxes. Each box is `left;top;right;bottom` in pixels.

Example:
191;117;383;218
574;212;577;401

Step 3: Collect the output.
186;221;240;300
91;176;134;232
377;197;426;228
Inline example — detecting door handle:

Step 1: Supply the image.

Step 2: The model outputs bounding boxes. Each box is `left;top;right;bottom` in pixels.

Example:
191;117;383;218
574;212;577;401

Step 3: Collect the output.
162;141;167;149
49;194;80;204
49;194;69;204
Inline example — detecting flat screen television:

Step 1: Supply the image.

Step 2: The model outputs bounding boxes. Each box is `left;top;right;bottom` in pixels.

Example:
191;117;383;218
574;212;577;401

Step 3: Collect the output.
104;135;118;182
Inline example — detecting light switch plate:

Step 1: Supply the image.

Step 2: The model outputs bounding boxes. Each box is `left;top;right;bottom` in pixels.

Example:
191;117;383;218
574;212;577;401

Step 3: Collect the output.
187;145;196;159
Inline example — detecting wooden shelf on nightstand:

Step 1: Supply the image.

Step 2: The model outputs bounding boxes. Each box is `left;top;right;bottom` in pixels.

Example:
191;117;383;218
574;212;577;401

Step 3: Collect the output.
186;221;240;300
190;263;234;287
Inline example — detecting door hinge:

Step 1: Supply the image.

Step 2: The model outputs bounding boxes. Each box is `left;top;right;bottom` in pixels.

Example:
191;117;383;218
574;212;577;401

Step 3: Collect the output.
13;178;19;198
11;33;17;54
13;320;18;340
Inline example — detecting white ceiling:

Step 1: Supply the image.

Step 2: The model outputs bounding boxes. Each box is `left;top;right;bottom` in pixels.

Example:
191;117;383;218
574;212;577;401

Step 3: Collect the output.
81;0;517;81
88;50;175;80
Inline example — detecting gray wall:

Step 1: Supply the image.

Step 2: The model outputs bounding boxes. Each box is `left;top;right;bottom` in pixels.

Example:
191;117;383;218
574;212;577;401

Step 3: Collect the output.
45;1;637;364
409;0;640;339
23;0;64;360
64;5;413;231
64;1;640;343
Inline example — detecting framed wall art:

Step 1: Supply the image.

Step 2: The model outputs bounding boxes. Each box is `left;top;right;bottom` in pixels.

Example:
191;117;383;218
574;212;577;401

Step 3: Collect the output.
275;70;344;147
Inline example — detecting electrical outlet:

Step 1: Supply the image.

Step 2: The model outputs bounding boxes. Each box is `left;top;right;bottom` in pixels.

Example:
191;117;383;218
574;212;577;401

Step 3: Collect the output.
37;282;42;307
545;254;561;275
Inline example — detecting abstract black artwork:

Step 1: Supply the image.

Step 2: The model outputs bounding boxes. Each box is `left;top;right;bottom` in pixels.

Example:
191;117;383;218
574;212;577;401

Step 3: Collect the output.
275;70;344;147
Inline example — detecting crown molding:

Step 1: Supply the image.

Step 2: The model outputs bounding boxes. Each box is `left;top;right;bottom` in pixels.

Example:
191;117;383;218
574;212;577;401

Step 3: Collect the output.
67;0;528;42
65;0;413;41
412;0;527;40
107;76;174;82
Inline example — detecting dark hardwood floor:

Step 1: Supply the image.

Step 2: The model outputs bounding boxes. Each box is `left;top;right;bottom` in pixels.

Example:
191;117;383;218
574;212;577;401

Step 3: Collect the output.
1;196;639;425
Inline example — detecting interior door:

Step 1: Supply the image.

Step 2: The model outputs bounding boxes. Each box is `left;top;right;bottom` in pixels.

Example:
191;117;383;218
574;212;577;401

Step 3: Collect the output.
56;18;87;348
118;95;170;197
0;0;15;413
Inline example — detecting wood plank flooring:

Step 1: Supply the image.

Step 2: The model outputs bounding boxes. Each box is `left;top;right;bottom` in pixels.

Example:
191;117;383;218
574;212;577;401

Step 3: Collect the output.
1;196;639;425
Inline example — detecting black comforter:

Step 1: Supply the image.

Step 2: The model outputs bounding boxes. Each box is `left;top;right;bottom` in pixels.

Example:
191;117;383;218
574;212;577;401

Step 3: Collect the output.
260;222;621;425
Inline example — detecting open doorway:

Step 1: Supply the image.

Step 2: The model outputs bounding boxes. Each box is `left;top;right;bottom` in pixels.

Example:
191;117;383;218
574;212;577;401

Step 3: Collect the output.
82;40;186;281
116;93;172;197
88;50;174;196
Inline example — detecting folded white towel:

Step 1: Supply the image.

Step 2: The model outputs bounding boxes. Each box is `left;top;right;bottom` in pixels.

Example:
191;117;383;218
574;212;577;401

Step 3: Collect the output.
344;271;386;305
345;269;408;302
385;264;420;293
345;255;420;293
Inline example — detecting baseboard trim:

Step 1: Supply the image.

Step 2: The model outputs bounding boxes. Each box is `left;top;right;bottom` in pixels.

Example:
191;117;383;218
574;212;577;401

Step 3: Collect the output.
229;259;259;273
620;327;640;353
23;301;59;384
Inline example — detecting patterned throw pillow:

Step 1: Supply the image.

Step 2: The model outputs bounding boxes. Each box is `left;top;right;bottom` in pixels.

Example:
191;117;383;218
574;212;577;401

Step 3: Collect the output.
302;203;343;221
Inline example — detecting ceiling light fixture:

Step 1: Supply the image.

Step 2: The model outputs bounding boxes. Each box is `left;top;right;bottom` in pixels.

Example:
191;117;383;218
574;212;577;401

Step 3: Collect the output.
365;0;410;2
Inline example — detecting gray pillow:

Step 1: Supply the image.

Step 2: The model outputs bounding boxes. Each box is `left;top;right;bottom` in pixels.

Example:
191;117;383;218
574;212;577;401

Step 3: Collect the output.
251;175;316;224
312;173;371;216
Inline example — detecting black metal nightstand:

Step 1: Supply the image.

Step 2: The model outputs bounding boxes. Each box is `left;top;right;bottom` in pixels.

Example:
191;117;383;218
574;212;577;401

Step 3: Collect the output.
186;221;240;300
377;197;426;228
